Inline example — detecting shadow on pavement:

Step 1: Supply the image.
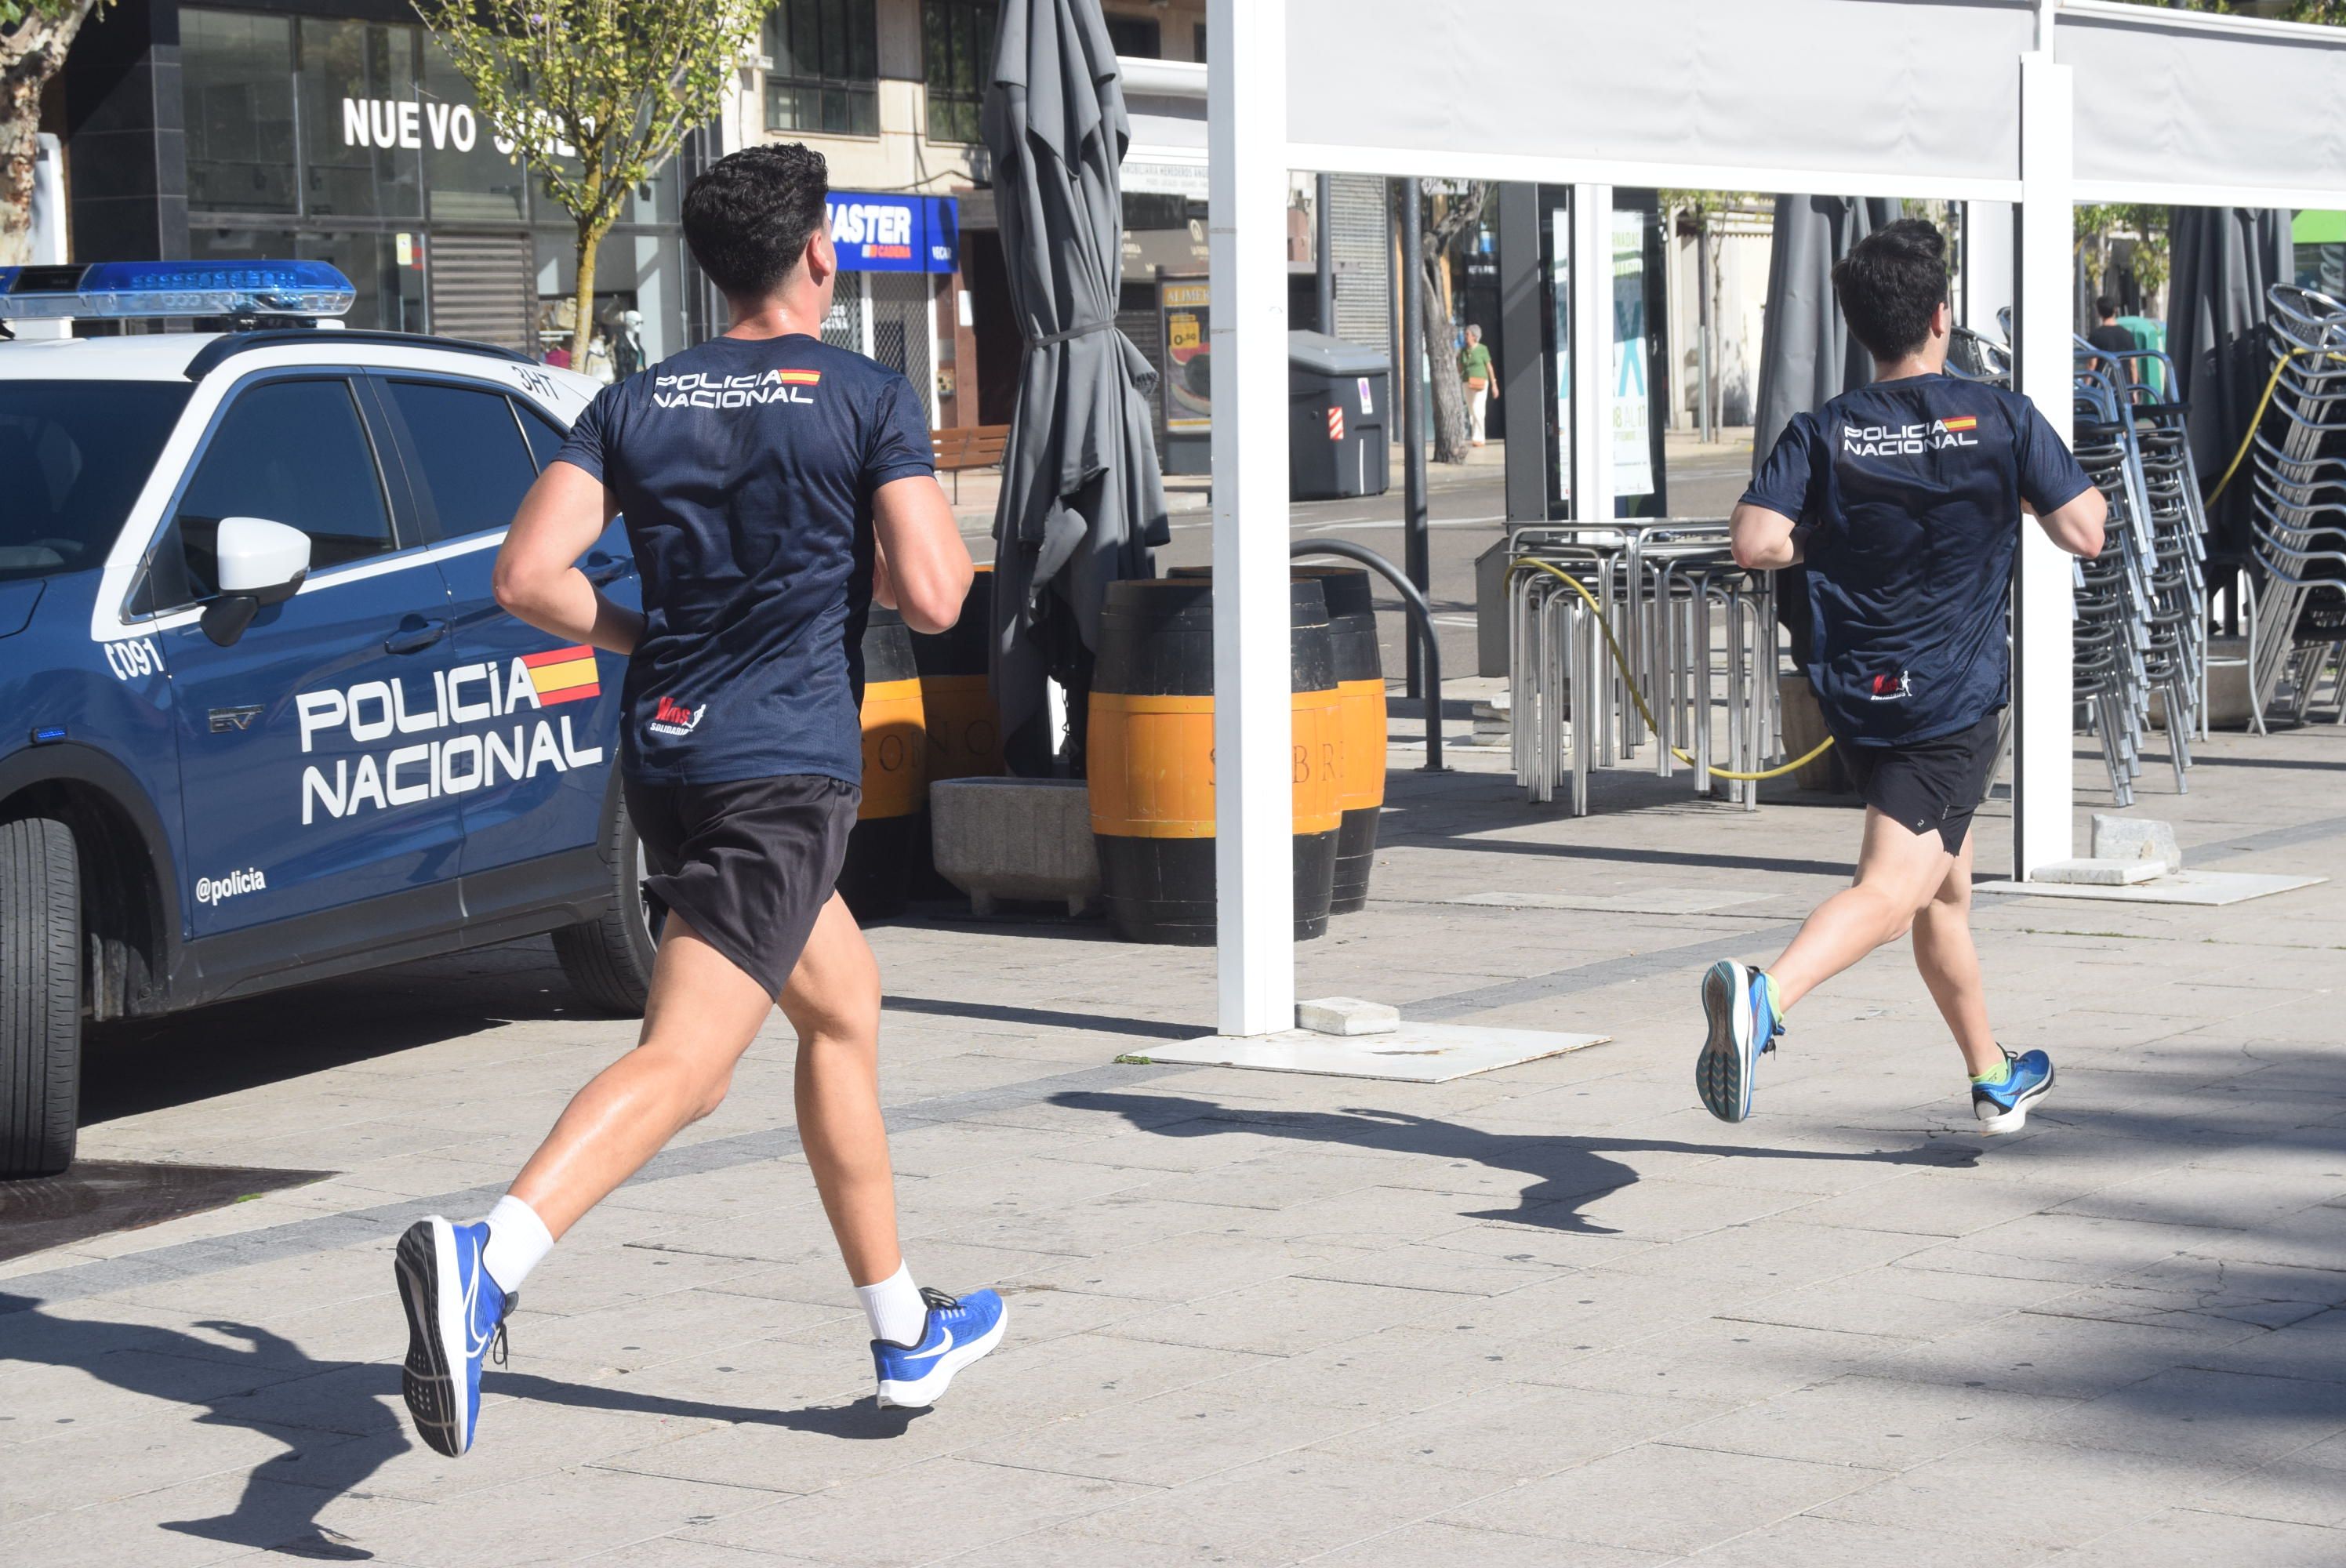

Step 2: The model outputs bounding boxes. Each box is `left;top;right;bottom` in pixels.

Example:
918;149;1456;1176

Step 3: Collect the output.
1050;1091;1976;1232
882;994;1199;1040
0;1291;913;1559
80;945;585;1126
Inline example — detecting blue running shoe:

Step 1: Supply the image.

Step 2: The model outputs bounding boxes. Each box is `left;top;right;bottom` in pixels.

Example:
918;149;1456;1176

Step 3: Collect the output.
394;1216;512;1457
873;1287;1008;1410
1972;1048;2055;1134
1697;959;1781;1123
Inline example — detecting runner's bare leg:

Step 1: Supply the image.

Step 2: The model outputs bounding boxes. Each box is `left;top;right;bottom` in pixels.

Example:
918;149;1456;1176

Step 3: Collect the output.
1766;808;1954;1011
505;912;797;1238
779;895;901;1287
1910;830;2006;1078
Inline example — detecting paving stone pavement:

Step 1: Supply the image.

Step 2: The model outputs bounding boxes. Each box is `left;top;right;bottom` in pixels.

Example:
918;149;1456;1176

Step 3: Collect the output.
5;716;2344;1566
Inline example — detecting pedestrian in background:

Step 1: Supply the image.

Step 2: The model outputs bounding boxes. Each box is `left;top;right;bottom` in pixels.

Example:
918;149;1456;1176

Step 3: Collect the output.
2087;295;2137;383
1459;323;1497;447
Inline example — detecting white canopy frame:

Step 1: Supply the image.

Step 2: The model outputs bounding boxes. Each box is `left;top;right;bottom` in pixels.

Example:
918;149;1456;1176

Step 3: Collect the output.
1204;0;2346;1036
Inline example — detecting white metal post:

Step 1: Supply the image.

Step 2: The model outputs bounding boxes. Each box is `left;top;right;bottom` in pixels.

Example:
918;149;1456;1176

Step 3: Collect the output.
1569;184;1614;524
858;273;877;361
1208;0;1295;1036
1961;202;2015;336
2013;49;2077;880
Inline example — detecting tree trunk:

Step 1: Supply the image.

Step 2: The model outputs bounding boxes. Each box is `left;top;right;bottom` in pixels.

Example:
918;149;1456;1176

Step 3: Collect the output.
0;2;99;266
572;218;603;368
1419;257;1469;463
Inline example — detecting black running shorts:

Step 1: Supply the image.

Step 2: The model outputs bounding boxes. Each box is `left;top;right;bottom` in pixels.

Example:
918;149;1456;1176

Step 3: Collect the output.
1836;710;2005;855
623;774;861;999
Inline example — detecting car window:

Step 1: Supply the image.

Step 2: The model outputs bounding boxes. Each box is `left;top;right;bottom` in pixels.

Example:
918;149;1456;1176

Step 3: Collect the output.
514;397;568;472
0;382;191;584
384;379;539;539
151;377;395;608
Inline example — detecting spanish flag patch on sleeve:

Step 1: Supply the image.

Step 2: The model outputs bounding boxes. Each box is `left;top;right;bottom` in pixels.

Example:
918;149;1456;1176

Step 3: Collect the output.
1940;415;1979;433
522;644;601;705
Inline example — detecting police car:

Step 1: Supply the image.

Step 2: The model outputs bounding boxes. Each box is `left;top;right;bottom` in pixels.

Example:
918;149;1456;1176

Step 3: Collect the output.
0;261;653;1178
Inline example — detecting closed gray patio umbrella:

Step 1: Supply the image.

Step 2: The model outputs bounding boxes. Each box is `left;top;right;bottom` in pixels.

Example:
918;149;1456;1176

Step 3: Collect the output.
1749;194;1894;671
982;0;1171;774
2169;205;2290;559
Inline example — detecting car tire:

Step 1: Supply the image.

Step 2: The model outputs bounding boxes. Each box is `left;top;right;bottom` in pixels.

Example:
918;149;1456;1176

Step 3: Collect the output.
2;815;82;1178
552;796;658;1016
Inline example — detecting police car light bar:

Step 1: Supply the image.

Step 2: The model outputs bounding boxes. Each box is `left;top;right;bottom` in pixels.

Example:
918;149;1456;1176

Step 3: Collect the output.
0;260;356;321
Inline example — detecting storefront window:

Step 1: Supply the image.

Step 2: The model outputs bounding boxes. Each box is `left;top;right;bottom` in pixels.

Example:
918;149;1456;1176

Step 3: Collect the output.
533;230;682;376
420;42;528;223
183;10;297;213
188;226;425;333
299;18;423;220
922;0;996;144
764;0;879;137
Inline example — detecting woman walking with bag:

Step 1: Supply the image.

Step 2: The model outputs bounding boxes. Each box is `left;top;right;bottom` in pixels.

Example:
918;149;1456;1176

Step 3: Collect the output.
1459;324;1497;447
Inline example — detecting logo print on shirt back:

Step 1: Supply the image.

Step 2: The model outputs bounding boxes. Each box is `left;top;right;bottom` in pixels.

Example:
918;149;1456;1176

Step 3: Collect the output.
1843;416;1982;459
650;368;822;410
648;696;707;737
1867;671;1914;702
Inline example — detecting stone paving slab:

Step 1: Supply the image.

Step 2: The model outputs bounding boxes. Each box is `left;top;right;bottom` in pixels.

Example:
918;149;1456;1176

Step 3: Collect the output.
3;720;2344;1564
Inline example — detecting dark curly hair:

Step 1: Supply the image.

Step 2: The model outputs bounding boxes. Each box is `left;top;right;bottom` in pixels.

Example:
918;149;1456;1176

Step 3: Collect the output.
682;143;830;303
1831;218;1950;364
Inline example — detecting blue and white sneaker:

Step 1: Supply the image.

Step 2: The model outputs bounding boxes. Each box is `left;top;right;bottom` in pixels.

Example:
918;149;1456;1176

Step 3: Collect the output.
394;1217;513;1457
873;1287;1008;1409
1972;1048;2055;1134
1697;959;1782;1123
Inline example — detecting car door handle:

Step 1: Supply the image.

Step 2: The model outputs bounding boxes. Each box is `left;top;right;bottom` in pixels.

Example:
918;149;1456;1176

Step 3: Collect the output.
384;618;451;655
584;554;630;587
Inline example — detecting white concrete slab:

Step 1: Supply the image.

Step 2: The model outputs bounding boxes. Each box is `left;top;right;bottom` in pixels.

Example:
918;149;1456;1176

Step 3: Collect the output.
2030;857;2163;886
1140;1022;1613;1083
1974;869;2327;906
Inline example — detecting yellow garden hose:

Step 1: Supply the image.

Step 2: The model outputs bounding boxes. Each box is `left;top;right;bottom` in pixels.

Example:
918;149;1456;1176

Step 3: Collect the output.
1511;557;1836;783
2205;343;2346;506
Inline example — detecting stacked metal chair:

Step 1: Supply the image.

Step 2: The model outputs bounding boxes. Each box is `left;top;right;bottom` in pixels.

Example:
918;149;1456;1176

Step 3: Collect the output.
2245;285;2346;724
1507;521;1780;815
2070;370;2162;804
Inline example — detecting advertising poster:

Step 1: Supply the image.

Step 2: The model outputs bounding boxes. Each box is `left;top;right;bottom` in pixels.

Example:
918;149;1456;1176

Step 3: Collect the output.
1611;209;1656;501
1160;278;1212;431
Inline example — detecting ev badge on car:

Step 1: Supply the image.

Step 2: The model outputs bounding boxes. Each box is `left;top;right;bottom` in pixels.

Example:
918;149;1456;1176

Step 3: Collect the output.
209;705;263;734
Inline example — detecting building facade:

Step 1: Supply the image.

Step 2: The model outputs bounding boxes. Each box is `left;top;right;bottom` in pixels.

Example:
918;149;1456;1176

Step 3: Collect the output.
61;0;711;371
54;0;1390;455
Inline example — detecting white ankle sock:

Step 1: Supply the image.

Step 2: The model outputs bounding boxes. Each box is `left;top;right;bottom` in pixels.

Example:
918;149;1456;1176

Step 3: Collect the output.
855;1261;928;1346
478;1195;554;1295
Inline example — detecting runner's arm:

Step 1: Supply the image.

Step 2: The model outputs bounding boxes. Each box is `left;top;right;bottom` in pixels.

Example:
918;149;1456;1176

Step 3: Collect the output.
872;474;975;636
493;459;644;655
2028;483;2107;560
1730;502;1803;569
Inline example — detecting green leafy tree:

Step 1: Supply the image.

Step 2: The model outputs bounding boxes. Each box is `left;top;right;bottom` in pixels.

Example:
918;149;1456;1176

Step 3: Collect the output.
0;0;101;264
415;0;761;355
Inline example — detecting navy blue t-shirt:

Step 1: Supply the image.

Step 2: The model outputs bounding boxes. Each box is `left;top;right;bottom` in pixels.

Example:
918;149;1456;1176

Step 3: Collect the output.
555;333;935;785
1741;374;2092;747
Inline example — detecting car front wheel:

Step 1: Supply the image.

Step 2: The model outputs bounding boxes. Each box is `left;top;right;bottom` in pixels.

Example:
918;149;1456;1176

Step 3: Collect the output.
552;795;657;1015
2;815;82;1178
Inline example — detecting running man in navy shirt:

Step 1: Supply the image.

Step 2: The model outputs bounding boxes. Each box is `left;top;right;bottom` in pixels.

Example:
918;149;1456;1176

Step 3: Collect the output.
392;145;1003;1459
1697;219;2106;1135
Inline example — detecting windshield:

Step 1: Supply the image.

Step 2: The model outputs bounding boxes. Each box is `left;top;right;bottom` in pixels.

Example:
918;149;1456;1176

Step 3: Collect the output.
0;380;191;583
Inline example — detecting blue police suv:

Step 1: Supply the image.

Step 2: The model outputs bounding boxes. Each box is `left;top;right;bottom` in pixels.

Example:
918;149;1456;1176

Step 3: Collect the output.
0;262;653;1177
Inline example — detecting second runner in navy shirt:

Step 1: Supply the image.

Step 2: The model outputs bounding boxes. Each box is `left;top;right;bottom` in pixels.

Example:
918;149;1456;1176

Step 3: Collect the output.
1741;374;2093;748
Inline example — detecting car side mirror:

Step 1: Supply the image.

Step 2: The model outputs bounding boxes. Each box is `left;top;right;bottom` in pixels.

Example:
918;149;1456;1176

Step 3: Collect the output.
202;516;312;647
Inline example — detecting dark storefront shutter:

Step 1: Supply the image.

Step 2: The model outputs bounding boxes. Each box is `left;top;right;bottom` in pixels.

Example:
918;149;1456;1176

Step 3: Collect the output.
430;232;536;351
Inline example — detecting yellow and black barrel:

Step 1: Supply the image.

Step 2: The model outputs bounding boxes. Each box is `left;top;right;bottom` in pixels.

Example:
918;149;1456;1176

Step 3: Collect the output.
909;564;1003;784
1087;576;1342;945
906;566;1002;899
1296;567;1385;913
1168;565;1385;913
837;607;928;920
